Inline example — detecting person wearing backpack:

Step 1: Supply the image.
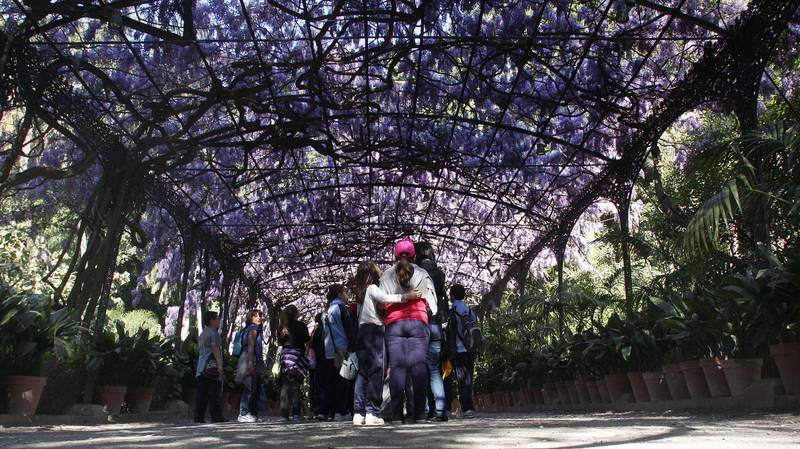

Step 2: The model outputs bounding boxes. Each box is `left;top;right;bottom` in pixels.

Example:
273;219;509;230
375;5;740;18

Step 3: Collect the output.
322;284;356;421
237;309;266;423
415;241;449;422
444;284;480;418
278;304;310;423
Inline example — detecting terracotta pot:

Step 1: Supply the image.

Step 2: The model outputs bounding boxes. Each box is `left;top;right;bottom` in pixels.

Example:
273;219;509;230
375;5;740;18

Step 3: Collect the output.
565;381;580;404
586;380;602;404
642;371;671;402
182;386;197;410
604;374;632;403
722;358;763;396
94;385;127;415
679;360;711;399
575;380;591;404
125;386;155;414
770;342;800;394
699;357;730;397
542;382;559;404
596;379;611;404
662;363;690;400
2;376;47;415
556;382;572;405
626;371;651;402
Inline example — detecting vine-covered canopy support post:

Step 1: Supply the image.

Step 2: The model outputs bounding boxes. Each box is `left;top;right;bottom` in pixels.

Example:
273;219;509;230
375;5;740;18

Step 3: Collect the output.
608;172;636;317
552;235;569;343
174;227;196;353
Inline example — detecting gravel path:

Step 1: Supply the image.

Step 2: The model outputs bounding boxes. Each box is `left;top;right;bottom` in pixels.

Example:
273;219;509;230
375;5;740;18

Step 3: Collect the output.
1;411;798;448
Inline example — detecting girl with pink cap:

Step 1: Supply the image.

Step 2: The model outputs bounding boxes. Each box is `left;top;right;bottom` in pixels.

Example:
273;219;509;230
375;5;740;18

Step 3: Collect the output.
379;238;438;423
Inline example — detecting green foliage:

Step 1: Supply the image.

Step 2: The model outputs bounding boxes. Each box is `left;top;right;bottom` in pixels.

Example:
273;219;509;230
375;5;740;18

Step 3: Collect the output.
107;306;163;339
653;291;729;362
0;203;77;296
0;281;84;376
684;122;800;256
88;321;171;386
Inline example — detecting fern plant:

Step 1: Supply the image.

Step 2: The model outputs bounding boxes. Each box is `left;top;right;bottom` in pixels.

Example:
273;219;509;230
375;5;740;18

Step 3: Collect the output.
684;121;800;255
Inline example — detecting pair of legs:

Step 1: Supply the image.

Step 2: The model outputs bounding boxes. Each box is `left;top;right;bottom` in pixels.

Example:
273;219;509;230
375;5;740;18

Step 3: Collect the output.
194;375;224;422
353;323;385;417
316;356;351;418
445;352;476;413
426;322;447;418
239;363;265;417
280;375;302;418
310;353;327;417
386;319;430;421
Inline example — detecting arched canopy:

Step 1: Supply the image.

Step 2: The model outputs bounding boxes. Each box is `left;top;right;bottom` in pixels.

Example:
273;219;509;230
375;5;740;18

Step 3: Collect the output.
1;0;798;315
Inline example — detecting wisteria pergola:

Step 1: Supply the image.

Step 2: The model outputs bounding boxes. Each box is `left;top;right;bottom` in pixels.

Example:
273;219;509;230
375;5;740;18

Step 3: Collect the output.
1;0;798;343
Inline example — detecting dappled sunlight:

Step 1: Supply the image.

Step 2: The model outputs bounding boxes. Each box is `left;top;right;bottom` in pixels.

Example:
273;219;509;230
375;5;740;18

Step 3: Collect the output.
3;413;799;448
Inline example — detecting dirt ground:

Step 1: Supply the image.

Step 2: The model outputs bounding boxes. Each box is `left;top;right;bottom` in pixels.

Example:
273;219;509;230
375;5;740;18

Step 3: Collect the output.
1;411;798;448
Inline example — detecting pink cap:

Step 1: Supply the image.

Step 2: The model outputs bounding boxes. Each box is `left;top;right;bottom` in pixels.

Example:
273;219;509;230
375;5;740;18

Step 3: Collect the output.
393;238;415;259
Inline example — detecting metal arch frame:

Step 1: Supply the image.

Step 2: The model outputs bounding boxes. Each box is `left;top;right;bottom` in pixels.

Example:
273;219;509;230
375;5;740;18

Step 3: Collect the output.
1;0;798;324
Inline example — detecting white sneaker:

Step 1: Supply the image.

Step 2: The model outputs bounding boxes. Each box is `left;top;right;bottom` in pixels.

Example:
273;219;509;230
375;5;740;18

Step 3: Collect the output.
237;414;257;423
365;414;385;426
352;413;365;426
335;413;350;422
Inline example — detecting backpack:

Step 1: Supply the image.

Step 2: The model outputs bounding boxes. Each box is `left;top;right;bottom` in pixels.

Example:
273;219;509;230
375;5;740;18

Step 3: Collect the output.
323;303;356;351
458;308;483;351
231;328;245;356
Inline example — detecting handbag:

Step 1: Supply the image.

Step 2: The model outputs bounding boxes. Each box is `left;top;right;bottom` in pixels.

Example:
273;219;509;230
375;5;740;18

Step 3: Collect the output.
203;358;220;379
339;351;359;380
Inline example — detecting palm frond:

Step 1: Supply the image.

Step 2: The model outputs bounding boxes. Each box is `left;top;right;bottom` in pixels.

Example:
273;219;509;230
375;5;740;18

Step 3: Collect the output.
683;175;748;254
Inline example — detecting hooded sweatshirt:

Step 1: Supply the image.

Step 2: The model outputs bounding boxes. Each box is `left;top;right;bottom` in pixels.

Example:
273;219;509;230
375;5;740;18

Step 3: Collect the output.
379;262;438;325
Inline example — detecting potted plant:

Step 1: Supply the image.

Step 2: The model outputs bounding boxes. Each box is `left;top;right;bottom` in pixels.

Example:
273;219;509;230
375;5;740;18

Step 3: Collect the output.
609;313;661;403
88;321;135;414
757;249;800;394
657;293;728;399
582;320;631;403
125;329;168;413
179;334;199;410
0;284;82;415
717;273;769;396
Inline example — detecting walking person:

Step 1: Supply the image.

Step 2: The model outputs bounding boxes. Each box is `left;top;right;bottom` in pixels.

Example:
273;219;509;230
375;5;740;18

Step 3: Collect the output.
415;241;449;422
380;238;438;423
278;305;310;423
194;311;225;423
322;284;356;421
237;309;266;423
352;261;420;426
444;284;478;418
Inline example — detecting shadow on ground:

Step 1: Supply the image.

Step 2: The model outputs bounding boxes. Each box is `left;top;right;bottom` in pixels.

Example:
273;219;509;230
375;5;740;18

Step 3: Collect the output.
1;411;798;448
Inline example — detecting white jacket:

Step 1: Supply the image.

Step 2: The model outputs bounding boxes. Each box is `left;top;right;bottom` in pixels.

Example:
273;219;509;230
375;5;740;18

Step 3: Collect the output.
379;262;438;317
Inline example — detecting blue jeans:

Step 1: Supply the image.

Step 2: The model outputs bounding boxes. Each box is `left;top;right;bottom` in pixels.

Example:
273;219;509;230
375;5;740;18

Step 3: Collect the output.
426;323;446;417
386;319;429;420
353;324;385;416
239;363;265;416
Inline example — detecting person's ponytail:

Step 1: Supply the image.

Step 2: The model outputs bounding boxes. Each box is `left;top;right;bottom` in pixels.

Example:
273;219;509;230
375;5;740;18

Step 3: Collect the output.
396;258;414;288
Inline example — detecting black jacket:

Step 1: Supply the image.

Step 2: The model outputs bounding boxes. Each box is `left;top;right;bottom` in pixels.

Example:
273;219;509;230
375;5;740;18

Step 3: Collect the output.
419;258;448;325
279;320;310;349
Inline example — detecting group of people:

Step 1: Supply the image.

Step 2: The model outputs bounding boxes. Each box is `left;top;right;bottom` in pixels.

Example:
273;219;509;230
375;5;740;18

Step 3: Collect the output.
193;238;480;426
